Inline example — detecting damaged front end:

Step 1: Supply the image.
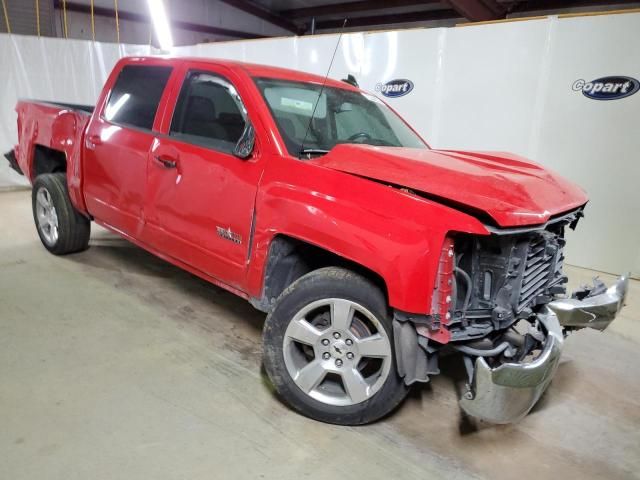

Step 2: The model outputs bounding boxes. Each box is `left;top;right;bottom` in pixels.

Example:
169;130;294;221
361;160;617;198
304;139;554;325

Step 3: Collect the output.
548;275;628;332
394;208;629;423
458;275;628;423
459;308;563;423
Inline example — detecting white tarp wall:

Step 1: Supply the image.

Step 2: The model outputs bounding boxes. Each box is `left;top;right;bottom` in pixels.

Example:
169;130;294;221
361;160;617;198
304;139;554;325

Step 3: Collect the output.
0;12;638;276
0;35;160;188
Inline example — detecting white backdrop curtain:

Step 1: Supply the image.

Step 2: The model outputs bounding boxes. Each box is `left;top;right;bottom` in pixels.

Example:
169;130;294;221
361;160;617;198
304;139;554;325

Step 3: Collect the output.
0;12;638;275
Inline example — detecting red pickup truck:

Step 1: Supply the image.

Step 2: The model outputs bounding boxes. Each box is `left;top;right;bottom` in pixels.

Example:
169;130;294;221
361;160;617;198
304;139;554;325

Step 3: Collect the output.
5;56;628;425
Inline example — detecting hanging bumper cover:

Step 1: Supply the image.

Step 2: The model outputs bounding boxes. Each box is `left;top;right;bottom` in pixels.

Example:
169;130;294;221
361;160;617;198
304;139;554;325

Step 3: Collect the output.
460;275;629;423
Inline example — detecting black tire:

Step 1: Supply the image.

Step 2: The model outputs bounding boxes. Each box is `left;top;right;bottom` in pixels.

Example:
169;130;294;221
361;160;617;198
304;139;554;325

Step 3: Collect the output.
32;173;90;255
262;267;409;425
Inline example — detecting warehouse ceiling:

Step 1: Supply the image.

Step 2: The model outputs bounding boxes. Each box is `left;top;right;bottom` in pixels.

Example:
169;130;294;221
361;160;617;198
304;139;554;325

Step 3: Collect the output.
233;0;640;32
1;0;639;41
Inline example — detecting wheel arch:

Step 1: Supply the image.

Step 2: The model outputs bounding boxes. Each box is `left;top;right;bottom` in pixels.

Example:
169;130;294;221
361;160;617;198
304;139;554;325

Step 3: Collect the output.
250;234;389;313
32;144;67;179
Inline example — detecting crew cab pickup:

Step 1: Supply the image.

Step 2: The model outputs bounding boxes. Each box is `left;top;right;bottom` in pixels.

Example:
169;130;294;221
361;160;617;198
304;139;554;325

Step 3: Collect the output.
5;56;628;425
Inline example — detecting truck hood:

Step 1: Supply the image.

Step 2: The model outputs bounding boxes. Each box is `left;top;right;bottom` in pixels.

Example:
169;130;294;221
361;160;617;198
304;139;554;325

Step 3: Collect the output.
311;145;588;227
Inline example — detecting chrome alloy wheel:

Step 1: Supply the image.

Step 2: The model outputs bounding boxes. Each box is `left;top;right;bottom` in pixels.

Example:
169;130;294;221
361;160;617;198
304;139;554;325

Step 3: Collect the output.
35;187;59;246
283;298;393;406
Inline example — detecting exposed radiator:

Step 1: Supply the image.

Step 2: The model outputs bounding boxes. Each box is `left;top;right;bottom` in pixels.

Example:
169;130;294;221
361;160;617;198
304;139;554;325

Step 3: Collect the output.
446;208;580;341
517;232;565;312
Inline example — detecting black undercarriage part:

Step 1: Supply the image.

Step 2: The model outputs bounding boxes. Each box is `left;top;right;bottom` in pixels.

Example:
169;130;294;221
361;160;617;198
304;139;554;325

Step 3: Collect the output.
4;150;23;175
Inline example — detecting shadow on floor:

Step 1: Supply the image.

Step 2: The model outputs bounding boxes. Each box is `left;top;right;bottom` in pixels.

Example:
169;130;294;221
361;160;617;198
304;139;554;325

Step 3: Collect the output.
65;230;560;431
67;232;266;335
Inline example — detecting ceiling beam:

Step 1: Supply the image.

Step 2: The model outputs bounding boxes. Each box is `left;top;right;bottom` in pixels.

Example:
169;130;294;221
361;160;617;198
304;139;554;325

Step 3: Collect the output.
313;9;461;29
53;0;269;40
510;0;640;12
281;0;442;19
443;0;506;21
217;0;301;33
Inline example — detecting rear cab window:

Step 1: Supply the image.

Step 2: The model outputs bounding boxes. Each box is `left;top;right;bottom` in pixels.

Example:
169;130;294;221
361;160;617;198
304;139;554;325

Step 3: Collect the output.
104;65;173;130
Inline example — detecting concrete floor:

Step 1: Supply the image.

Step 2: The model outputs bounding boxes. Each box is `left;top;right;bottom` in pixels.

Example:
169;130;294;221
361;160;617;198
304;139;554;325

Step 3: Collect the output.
1;188;639;480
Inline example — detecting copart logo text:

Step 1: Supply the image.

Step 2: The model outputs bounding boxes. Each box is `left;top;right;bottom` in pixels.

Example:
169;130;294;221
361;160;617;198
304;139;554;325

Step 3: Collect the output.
375;79;414;98
572;76;639;100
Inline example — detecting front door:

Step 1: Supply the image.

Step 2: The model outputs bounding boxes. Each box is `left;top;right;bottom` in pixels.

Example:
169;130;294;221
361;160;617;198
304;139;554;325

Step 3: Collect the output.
144;67;263;288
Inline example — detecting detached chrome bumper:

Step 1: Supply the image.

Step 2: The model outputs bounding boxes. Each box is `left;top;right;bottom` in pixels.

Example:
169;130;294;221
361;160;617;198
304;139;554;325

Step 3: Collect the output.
460;275;628;424
548;275;629;331
460;311;563;424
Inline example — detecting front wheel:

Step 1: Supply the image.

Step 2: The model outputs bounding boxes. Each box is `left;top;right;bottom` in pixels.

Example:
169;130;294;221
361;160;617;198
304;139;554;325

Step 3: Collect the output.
262;267;409;425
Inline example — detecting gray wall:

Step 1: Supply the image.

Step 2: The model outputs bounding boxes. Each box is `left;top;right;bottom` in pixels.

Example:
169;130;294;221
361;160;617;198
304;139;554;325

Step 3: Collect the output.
0;0;292;44
53;0;293;44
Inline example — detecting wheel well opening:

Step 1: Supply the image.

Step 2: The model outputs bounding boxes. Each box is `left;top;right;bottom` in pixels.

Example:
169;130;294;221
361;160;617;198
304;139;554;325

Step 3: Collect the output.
255;235;388;312
32;145;67;179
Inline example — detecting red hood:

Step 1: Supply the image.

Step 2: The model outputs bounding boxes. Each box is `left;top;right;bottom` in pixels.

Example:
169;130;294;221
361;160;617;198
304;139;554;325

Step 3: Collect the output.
311;145;588;227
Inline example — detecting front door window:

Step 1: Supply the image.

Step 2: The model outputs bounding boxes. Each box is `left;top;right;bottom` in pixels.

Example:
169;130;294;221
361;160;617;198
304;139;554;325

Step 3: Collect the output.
170;71;248;154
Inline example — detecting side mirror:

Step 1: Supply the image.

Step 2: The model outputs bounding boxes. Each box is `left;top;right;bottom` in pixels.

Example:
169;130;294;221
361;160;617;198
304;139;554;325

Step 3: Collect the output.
233;122;255;159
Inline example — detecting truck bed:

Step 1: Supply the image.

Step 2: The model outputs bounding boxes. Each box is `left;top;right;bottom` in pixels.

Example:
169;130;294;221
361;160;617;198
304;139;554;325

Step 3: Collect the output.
21;100;95;114
10;99;94;214
4;101;94;174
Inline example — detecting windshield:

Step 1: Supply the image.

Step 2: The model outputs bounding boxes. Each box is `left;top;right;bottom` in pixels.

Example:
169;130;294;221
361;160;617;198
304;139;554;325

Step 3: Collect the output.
254;78;427;156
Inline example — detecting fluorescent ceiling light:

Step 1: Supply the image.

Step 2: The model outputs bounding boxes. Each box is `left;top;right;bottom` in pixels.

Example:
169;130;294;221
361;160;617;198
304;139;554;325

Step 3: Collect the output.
147;0;173;51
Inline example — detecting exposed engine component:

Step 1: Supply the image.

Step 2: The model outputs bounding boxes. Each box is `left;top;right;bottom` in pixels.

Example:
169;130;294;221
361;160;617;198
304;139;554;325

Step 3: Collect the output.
393;208;585;388
444;208;583;341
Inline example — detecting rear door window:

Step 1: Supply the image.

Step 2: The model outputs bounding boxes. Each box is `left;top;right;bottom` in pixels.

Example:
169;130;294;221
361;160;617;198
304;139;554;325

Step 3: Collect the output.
170;71;247;154
104;65;172;130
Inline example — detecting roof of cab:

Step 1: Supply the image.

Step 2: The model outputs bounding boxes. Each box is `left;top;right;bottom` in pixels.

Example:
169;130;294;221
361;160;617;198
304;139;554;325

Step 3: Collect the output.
121;56;359;91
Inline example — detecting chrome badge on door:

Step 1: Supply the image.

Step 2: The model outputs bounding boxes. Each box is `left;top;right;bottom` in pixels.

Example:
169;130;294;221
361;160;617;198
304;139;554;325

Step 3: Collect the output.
216;226;242;245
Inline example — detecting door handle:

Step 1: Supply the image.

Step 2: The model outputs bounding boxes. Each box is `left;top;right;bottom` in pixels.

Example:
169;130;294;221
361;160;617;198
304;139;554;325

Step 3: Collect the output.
88;134;102;146
154;155;177;169
85;134;102;150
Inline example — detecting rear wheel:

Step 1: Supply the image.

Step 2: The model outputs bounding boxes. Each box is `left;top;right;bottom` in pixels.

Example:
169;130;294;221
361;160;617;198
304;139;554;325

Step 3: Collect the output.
32;173;90;255
262;267;409;425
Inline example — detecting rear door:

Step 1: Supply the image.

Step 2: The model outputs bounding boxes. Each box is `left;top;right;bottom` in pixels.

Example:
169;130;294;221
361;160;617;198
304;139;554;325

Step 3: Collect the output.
143;63;265;288
83;61;174;237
